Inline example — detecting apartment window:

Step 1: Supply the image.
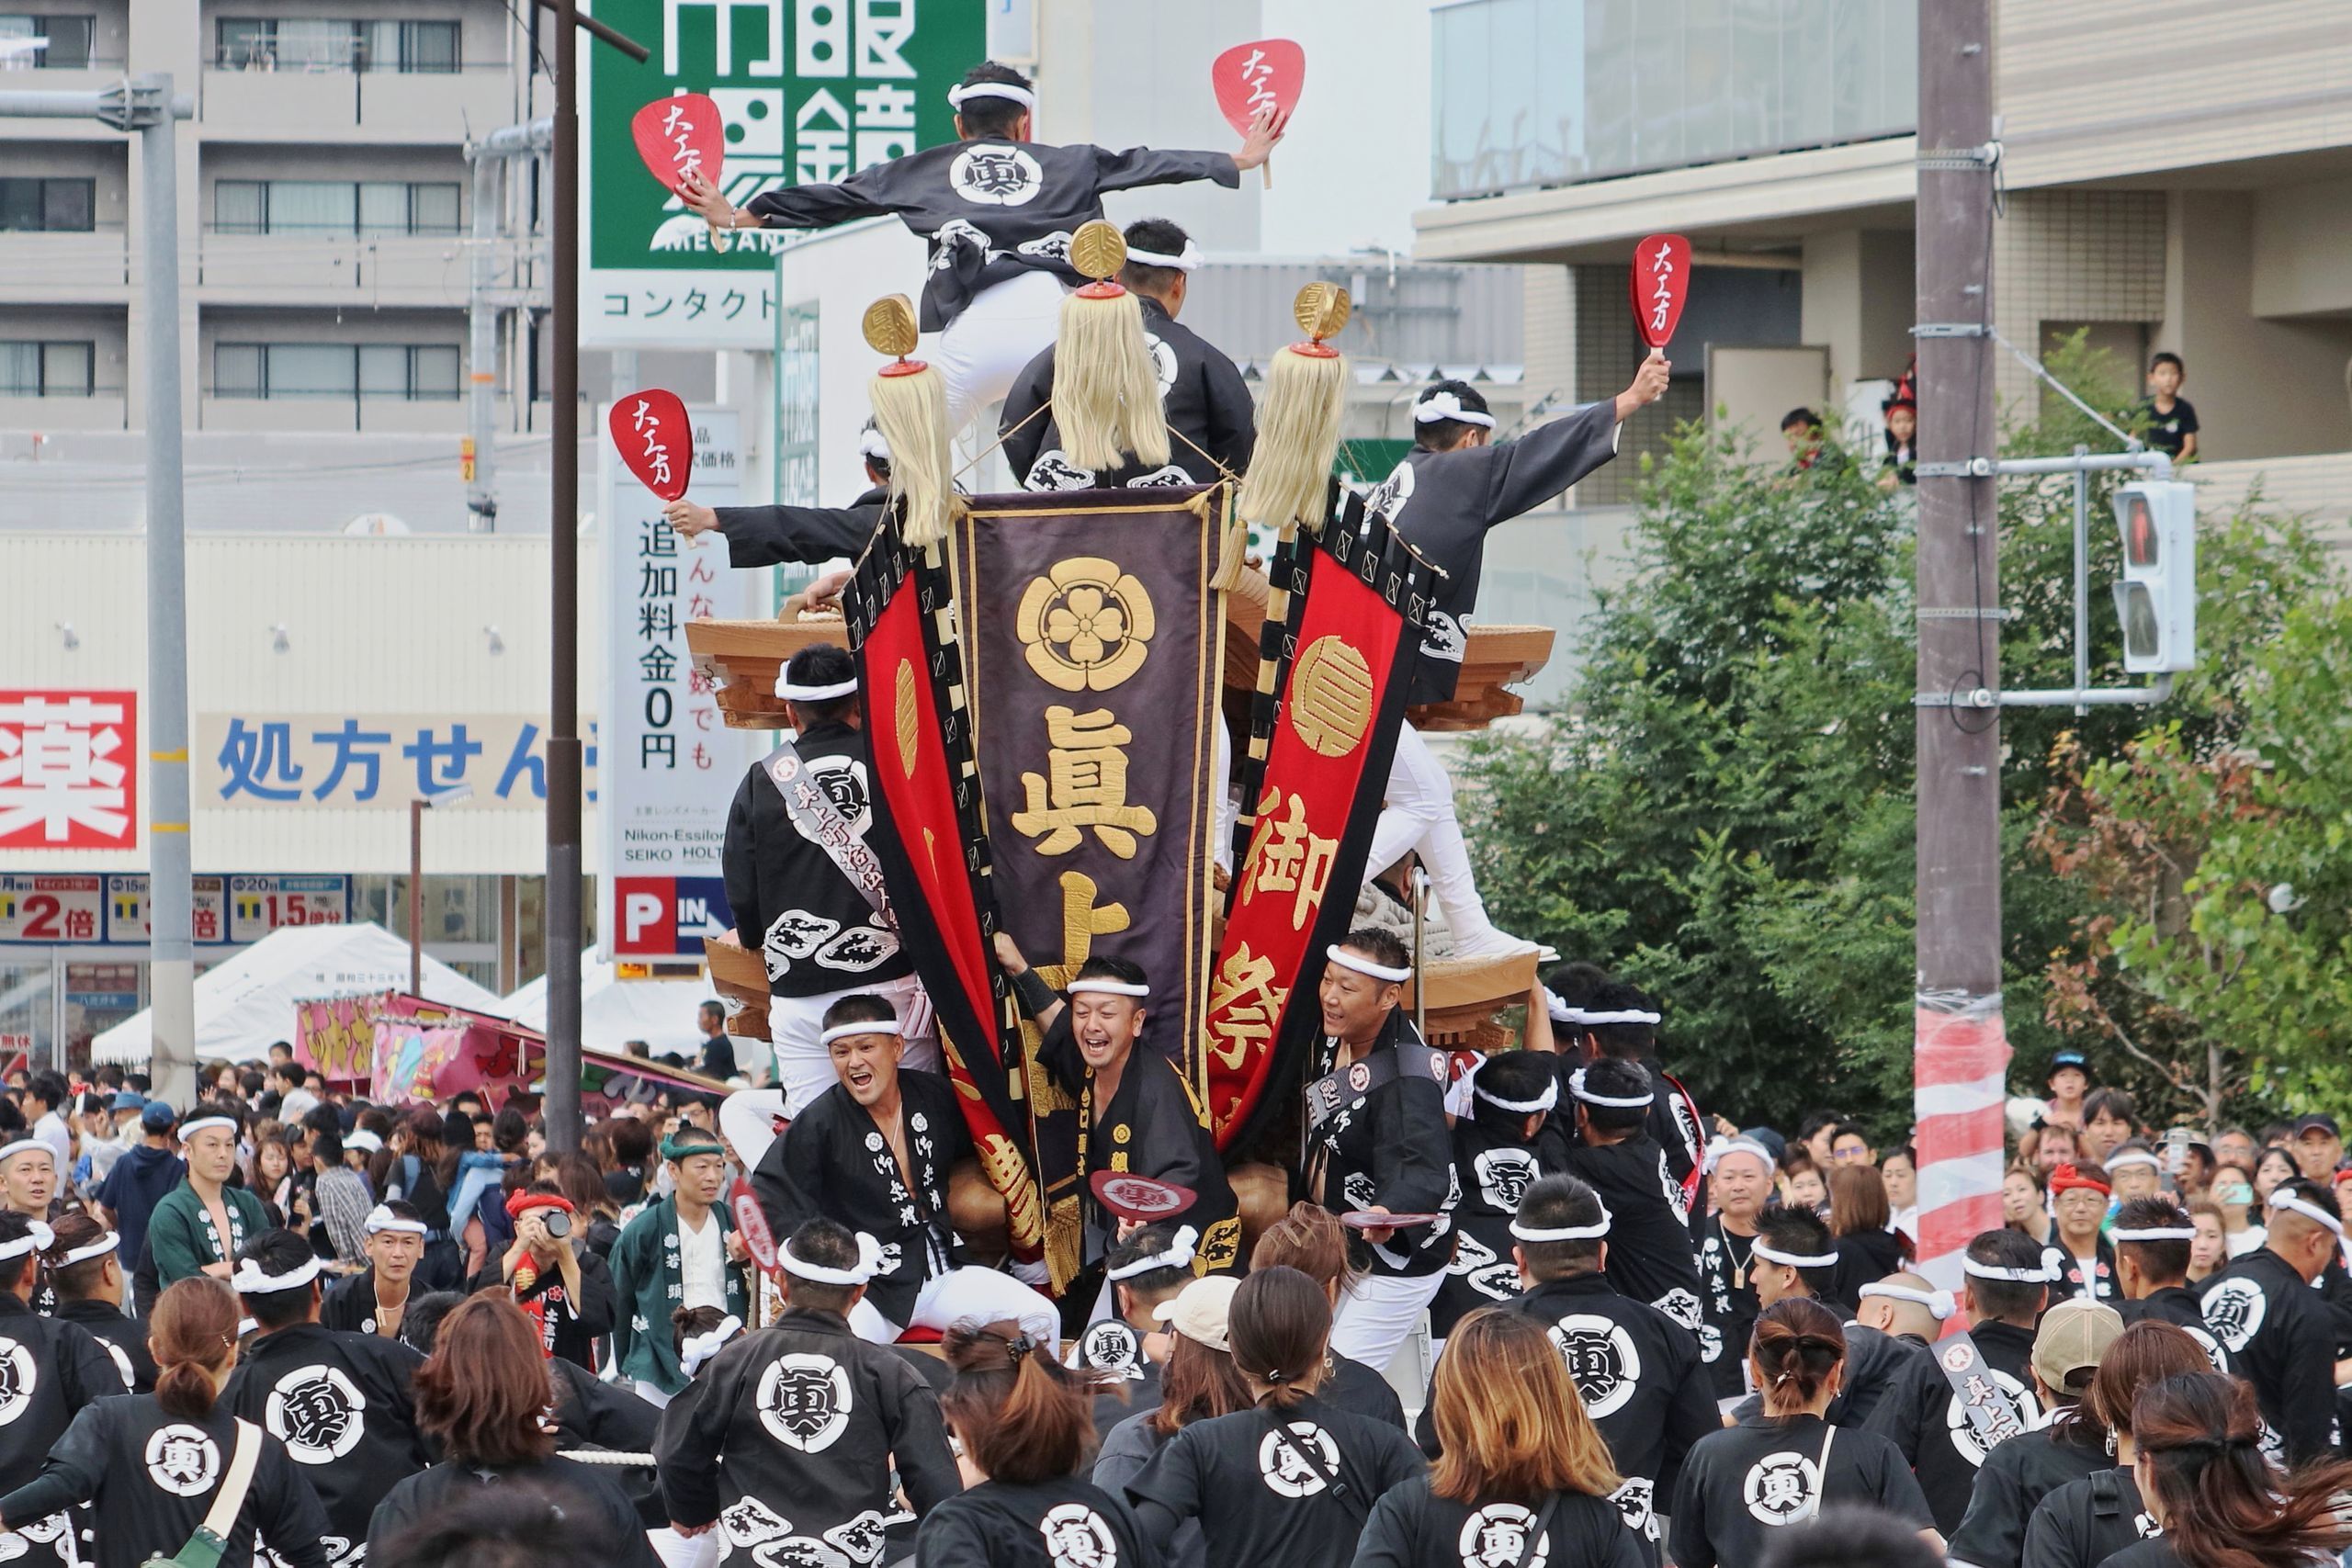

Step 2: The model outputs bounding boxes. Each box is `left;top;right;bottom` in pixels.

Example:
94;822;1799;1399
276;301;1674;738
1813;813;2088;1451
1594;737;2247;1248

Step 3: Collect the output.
0;13;94;67
215;342;462;400
216;17;459;72
0;176;93;232
0;340;95;397
215;179;462;236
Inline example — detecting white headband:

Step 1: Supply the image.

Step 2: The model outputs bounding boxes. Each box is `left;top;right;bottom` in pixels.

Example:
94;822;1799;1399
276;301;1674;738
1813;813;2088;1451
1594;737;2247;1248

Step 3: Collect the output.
1067;978;1150;998
364;1205;429;1237
679;1314;744;1378
1568;1068;1654;1110
778;675;859;703
859;426;892;462
2268;1191;2346;1238
0;1143;51;1168
2105;1150;2162;1172
1963;1255;2057;1283
1124;240;1202;273
1107;1224;1197;1281
1510;1199;1612;1243
178;1116;238;1144
1858;1280;1957;1320
1471;1069;1558;1117
55;1233;119;1269
231;1255;322;1295
1705;1136;1778;1177
820;1018;902;1047
1556;1008;1663;1026
0;1222;53;1262
1413;390;1496;428
782;1230;888;1286
1325;944;1411;984
345;1131;383;1154
946;81;1035;111
1753;1240;1840;1270
2109;1225;2197;1243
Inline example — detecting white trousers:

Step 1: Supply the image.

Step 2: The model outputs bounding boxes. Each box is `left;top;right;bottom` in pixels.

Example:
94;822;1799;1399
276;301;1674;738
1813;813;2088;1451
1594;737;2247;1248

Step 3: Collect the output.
1365;724;1505;953
1329;1268;1445;1374
924;269;1067;434
847;1264;1061;1348
647;1527;718;1568
767;972;942;1121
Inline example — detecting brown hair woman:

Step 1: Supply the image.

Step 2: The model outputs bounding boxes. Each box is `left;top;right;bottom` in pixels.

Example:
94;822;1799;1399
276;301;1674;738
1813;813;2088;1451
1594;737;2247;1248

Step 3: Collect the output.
1249;1202;1405;1427
2018;1319;2215;1568
1091;1276;1249;1568
2108;1371;2352;1568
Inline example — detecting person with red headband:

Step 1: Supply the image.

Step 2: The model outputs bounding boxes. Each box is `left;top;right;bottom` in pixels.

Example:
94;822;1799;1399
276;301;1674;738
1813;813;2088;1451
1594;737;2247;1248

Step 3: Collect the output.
469;1183;616;1372
2049;1164;2120;1303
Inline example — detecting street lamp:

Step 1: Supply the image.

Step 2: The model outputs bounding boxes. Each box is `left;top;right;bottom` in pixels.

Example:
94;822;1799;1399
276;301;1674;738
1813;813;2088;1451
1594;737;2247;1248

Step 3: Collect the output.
409;784;474;994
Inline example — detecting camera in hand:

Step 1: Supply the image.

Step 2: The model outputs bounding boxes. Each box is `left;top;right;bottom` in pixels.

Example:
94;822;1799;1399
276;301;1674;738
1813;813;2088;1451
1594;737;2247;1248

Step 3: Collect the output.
541;1208;571;1239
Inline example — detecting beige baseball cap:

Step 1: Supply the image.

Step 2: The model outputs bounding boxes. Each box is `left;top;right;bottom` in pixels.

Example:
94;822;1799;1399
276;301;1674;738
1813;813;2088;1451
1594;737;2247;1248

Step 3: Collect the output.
1153;1276;1240;1352
2032;1298;2125;1391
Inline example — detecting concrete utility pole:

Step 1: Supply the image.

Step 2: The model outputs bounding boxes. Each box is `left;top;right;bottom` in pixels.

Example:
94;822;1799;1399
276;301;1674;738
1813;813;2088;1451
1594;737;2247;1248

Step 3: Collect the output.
465;118;554;532
1912;2;2007;1297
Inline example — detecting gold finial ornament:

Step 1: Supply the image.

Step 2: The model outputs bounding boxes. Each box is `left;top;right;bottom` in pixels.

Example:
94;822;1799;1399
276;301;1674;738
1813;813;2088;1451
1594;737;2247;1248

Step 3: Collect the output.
1069;219;1127;284
862;294;920;359
1293;281;1351;344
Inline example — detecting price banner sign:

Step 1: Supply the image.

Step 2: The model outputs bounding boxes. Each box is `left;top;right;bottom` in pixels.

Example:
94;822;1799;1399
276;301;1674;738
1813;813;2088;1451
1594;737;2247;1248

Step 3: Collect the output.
0;874;103;944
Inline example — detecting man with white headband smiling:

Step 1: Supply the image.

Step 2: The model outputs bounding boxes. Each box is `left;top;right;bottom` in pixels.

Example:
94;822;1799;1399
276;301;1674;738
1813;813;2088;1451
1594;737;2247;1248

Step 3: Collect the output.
1000;215;1256;492
678;60;1286;431
146;1105;267;1292
1300;926;1458;1371
1694;1135;1774;1403
321;1200;428;1340
2194;1175;2341;1464
723;643;937;1119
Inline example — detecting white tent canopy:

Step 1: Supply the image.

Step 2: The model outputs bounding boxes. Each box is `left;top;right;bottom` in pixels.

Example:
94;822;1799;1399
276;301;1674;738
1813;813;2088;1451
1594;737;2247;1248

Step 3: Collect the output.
502;949;746;1067
92;921;505;1067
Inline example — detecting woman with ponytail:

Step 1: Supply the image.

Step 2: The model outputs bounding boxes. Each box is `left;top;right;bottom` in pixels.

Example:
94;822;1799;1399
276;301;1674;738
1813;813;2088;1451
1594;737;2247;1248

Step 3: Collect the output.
0;1209;132;1567
2019;1320;2213;1568
2102;1371;2352;1568
915;1316;1148;1567
0;1277;328;1568
1125;1265;1424;1568
1669;1298;1938;1568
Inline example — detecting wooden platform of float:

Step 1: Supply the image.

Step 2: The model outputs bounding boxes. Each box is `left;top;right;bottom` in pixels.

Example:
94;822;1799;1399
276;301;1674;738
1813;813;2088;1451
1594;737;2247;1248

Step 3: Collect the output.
702;931;772;1042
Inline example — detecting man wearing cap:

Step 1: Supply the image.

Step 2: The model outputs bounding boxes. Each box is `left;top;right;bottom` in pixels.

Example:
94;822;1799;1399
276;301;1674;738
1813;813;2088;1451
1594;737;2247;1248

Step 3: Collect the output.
322;1200;430;1339
752;992;1057;1347
610;1130;752;1405
655;1217;960;1566
146;1105;267;1291
2045;1050;2090;1129
1561;1056;1705;1333
1000;216;1256;491
679;61;1285;431
223;1228;433;1567
2196;1176;2343;1464
469;1181;617;1371
998;942;1241;1281
1355;361;1668;961
1694;1136;1773;1403
90;1100;182;1305
1864;1227;2052;1535
2111;1195;2231;1372
722;644;940;1120
1944;1300;2124;1568
1074;1220;1197;1440
2290;1113;2342;1185
1300;926;1459;1372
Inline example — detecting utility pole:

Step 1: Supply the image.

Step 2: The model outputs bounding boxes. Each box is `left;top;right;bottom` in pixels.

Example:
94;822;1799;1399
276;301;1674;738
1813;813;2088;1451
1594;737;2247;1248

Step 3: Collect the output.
1912;1;2007;1299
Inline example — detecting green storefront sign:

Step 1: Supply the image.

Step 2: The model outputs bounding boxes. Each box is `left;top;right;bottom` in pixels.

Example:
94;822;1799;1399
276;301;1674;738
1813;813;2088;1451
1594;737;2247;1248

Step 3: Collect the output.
582;0;984;348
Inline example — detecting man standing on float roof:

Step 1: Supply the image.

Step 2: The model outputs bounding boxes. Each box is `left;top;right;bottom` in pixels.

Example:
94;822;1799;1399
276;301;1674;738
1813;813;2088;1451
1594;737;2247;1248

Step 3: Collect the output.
1358;359;1669;957
679;60;1286;430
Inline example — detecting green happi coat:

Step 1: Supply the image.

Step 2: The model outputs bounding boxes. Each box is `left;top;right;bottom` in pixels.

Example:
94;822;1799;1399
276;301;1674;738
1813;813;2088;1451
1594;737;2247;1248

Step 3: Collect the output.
609;1193;750;1396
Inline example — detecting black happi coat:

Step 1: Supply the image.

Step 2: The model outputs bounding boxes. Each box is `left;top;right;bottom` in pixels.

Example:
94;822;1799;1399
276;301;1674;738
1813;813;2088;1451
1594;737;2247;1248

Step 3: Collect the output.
1126;1393;1425;1568
1562;1135;1704;1333
658;1307;959;1560
320;1268;414;1338
2119;1285;2233;1372
1001;295;1256;491
2196;1246;2338;1464
1039;1015;1238;1272
746;136;1240;331
2021;1468;2160;1568
1829;1225;1906;1310
2055;1234;2120;1304
1323;1351;1408;1431
1861;1316;2044;1534
1359;399;1619;704
916;1475;1157;1568
1946;1418;2114;1568
1725;1320;1930;1432
1306;1015;1460;1280
1352;1476;1648;1568
1694;1216;1761;1399
550;1353;662;1455
464;1247;617;1371
367;1457;660;1568
1668;1413;1933;1568
716;488;884;570
0;1294;131;1566
0;1396;330;1568
724;718;912;999
751;1070;971;1329
1430;1114;1550;1337
220;1321;432;1562
52;1297;155;1393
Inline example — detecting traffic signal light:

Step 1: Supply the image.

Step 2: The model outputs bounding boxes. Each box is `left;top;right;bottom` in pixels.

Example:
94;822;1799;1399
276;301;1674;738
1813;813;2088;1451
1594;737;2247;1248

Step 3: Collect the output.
2111;480;2197;673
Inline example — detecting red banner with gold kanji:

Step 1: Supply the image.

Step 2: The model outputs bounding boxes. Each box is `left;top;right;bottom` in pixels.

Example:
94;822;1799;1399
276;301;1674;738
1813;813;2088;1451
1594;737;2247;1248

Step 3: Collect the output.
1207;490;1437;1152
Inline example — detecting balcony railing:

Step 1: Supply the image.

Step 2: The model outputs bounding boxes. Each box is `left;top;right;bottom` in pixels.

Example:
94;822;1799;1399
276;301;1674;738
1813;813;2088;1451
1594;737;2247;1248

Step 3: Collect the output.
1433;0;1917;199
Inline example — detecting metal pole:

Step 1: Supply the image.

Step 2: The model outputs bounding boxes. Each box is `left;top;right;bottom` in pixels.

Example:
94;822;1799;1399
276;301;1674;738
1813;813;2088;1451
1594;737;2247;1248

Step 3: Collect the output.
1912;2;2004;1301
2072;451;2090;717
544;0;583;1152
409;798;424;996
138;75;197;1110
467;152;500;530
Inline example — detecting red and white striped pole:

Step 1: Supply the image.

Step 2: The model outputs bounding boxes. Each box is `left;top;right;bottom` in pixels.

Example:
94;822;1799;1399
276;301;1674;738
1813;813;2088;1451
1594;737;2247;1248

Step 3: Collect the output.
1915;999;2011;1320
